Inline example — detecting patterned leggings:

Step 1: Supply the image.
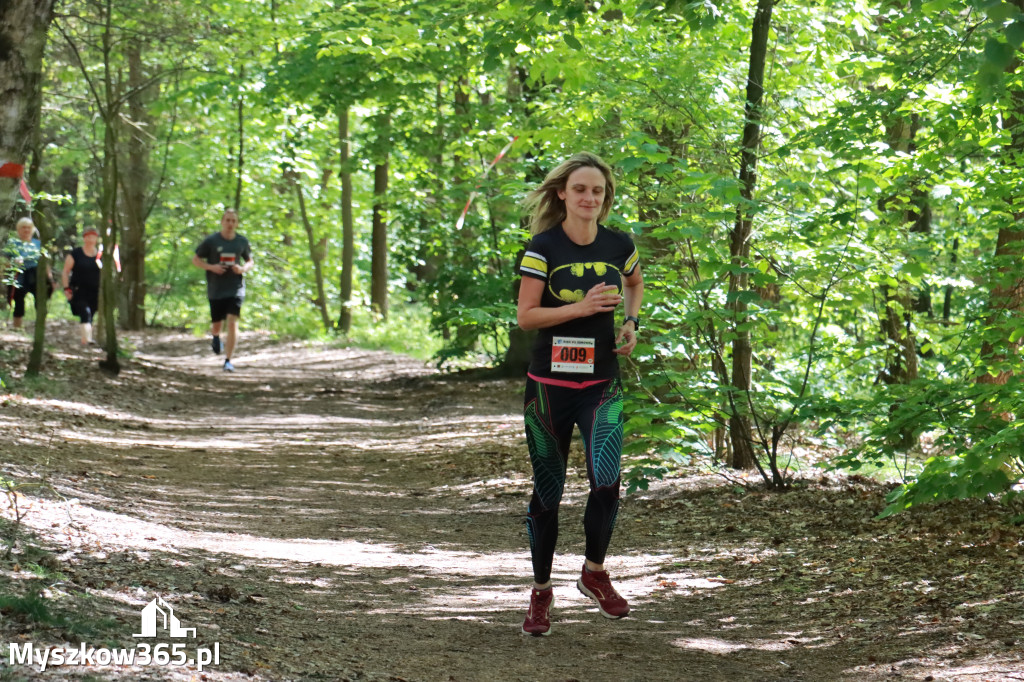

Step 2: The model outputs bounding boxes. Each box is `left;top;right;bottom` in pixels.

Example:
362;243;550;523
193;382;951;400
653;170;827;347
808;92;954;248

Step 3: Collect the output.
523;377;623;585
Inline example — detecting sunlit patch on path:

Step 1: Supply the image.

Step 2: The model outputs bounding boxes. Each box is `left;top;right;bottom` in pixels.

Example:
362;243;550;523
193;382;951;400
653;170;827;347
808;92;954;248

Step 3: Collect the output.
2;328;1023;680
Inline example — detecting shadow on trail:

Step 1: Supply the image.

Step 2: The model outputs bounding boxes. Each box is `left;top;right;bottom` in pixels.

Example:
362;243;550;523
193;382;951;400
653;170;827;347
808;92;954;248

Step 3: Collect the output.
2;329;1023;680
16;489;1024;682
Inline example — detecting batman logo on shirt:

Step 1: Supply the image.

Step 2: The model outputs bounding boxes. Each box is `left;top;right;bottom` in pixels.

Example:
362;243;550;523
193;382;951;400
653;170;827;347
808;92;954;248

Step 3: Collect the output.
548;262;622;303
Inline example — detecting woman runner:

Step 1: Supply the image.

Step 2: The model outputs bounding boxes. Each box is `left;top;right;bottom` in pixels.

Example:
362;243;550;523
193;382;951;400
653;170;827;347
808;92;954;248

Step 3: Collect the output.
516;151;644;636
62;227;102;345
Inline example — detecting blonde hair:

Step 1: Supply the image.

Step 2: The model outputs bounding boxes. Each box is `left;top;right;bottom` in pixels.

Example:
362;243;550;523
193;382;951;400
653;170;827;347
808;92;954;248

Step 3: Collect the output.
523;152;616;235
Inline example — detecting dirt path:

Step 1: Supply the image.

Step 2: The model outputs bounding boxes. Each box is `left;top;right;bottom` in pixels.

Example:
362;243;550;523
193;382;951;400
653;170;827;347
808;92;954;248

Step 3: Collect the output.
2;326;1024;681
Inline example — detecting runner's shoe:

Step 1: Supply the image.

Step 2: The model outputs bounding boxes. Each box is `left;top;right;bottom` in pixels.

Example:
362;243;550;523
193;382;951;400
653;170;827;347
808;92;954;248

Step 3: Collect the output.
223;359;235;372
211;336;221;354
577;565;629;619
521;587;553;636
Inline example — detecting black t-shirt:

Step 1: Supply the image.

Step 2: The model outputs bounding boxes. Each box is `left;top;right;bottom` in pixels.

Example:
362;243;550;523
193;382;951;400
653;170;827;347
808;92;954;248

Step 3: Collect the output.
195;232;252;300
69;247;101;290
520;224;639;380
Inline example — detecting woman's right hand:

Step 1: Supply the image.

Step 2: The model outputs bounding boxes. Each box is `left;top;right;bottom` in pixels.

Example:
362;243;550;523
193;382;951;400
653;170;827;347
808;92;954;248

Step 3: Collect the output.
64;287;73;301
575;283;622;317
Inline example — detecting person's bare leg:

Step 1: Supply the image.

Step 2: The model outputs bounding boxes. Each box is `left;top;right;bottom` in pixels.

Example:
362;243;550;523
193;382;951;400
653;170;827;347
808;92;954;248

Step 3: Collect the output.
224;314;239;360
81;322;92;344
12;316;22;329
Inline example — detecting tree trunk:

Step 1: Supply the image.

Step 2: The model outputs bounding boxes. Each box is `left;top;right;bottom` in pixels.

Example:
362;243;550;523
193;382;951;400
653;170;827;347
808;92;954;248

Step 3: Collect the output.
119;41;151;331
27;235;51;375
371;113;390;320
338;105;354;333
290;171;331;331
407;81;444;292
498;63;539;376
877;115;919;392
726;0;774;470
977;4;1024;395
0;0;56;220
26;146;52;377
502;247;537;377
98;0;120;374
449;72;480;349
974;0;1024;401
234;66;244;211
943;236;958;322
977;224;1024;386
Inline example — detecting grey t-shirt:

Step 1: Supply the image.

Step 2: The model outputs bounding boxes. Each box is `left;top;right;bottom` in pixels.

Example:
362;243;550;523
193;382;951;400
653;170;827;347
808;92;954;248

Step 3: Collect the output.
195;232;252;300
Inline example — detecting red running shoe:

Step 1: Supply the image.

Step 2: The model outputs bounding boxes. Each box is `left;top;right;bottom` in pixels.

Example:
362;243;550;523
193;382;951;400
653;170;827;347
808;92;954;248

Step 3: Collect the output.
577;565;630;619
521;587;553;636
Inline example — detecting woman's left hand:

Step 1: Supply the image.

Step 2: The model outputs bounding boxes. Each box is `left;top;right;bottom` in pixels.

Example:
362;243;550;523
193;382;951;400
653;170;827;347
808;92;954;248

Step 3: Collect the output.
614;323;638;356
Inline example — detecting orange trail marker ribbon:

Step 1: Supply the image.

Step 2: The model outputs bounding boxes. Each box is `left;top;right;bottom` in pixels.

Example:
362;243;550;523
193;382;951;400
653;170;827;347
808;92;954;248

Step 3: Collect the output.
0;161;24;178
455;136;518;230
0;160;32;206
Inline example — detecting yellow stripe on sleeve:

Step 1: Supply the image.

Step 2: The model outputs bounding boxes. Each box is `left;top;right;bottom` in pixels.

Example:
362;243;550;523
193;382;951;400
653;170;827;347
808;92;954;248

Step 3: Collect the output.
520;255;548;276
624;248;639;275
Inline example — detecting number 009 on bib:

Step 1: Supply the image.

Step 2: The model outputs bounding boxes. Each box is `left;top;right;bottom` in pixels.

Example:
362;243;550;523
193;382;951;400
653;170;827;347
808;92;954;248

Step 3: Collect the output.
551;336;595;374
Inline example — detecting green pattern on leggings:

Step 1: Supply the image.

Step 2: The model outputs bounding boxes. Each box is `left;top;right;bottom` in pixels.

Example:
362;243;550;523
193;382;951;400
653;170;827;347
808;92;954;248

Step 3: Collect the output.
524;400;567;510
589;382;623;488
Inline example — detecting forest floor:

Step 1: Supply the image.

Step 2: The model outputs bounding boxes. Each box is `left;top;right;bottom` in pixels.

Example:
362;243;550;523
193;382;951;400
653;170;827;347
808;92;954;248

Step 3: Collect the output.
0;322;1023;681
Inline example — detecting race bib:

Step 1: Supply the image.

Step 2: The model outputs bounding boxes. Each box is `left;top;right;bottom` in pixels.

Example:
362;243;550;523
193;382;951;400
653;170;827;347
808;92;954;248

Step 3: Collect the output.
551;336;595;374
220;253;237;267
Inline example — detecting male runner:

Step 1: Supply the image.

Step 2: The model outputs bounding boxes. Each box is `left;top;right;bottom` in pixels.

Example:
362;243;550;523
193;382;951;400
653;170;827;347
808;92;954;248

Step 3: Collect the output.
192;209;254;372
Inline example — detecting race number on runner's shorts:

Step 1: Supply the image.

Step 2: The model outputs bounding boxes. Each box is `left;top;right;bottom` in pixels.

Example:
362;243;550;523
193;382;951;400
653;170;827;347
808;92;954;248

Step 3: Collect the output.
551;336;595;374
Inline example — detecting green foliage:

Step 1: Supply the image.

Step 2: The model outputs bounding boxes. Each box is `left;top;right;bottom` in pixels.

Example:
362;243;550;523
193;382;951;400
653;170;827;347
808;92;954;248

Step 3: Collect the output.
0;590;58;625
25;0;1024;515
339;302;444;362
0;581;113;640
823;371;1024;517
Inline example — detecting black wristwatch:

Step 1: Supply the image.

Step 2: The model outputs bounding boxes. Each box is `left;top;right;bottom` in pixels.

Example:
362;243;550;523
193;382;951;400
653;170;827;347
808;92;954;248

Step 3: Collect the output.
624;315;640;330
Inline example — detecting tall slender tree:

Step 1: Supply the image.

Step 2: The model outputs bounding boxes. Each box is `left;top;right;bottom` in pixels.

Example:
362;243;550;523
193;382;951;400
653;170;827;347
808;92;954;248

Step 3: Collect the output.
119;41;154;331
370;112;390;320
26;144;54;377
338;105;355;333
726;0;775;469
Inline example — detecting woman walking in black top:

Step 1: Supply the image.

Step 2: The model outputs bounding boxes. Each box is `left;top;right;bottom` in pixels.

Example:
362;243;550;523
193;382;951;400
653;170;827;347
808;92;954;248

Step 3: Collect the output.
516;152;644;636
62;227;102;345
